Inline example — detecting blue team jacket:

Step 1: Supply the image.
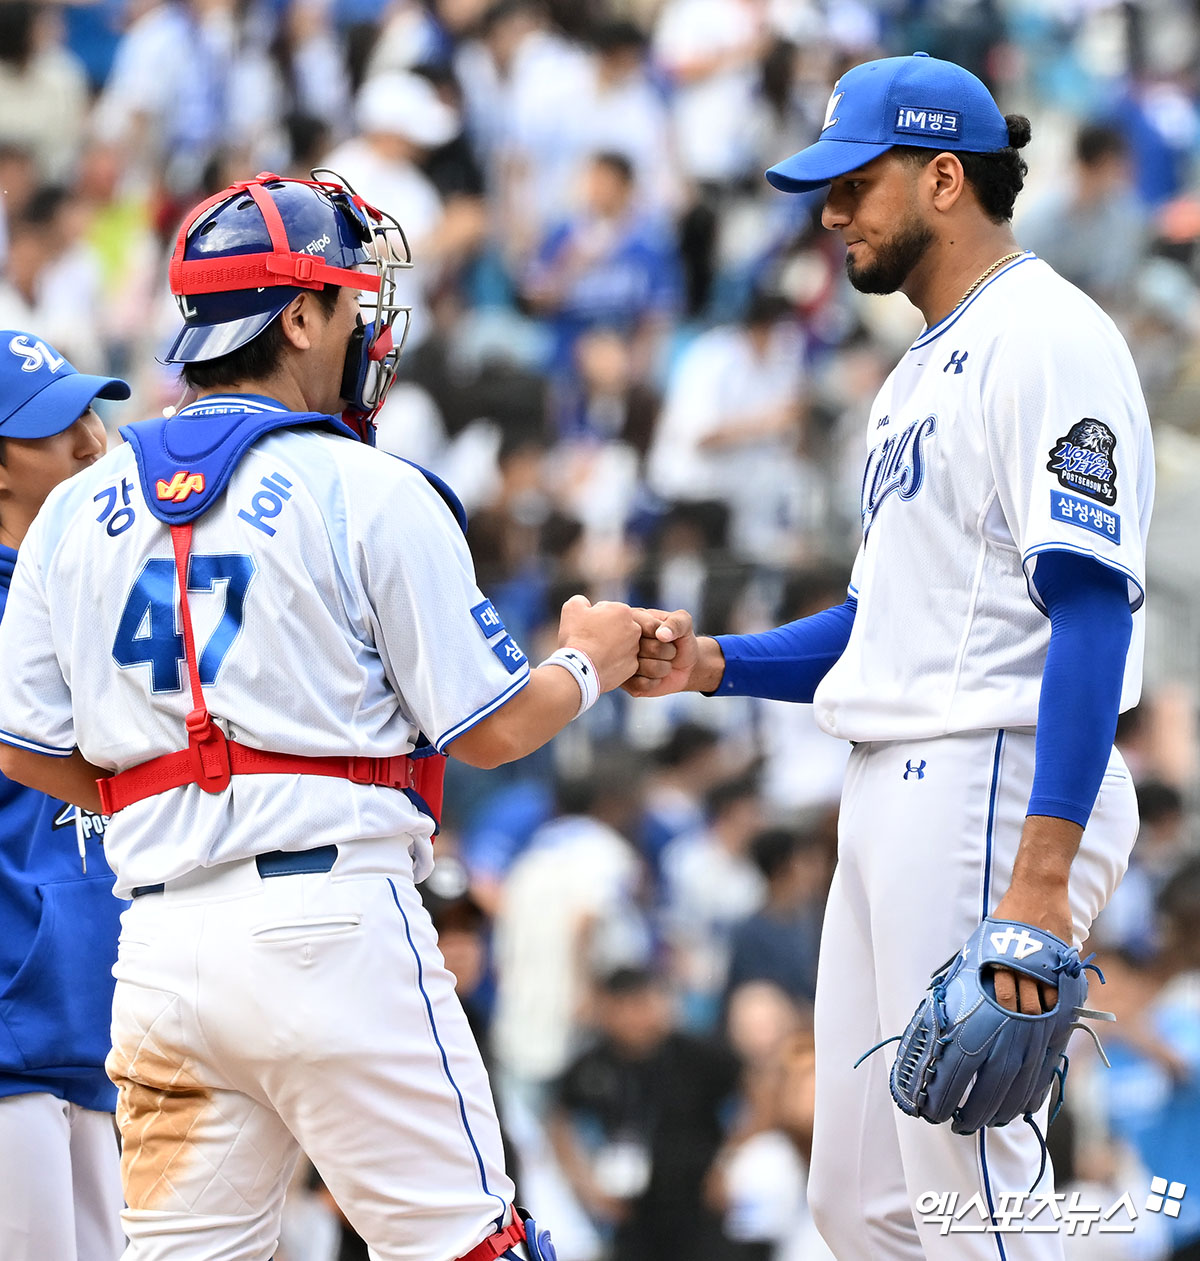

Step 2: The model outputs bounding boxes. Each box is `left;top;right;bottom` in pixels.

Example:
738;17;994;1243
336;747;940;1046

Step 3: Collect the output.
0;544;124;1112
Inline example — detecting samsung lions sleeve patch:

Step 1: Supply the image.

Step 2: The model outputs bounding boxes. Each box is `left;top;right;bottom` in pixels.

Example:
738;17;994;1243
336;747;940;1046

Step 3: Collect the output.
1046;419;1117;506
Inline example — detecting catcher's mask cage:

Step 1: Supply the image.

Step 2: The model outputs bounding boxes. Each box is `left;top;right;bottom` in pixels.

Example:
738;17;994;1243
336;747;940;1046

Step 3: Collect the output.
164;169;412;425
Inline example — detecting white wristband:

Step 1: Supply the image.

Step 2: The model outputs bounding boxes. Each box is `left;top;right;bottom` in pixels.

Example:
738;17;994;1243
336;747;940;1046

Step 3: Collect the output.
541;647;601;718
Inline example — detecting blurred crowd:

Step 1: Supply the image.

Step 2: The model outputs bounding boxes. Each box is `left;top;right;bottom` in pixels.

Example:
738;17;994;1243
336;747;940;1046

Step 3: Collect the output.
7;0;1200;1257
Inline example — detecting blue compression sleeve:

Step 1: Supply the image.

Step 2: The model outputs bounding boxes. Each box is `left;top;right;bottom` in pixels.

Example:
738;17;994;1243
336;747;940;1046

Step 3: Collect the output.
1028;551;1133;827
710;595;857;703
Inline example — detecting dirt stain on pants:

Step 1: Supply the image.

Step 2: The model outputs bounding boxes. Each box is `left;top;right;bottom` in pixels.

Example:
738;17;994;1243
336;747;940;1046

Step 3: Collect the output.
106;1040;212;1211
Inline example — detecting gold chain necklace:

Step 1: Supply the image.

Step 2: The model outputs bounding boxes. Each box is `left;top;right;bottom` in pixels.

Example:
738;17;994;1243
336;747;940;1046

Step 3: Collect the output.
954;251;1024;310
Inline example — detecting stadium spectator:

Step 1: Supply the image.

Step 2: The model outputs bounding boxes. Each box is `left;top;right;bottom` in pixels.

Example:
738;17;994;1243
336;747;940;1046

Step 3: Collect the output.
324;70;485;348
522;151;680;380
638;721;723;880
579;21;679;215
0;3;89;185
712;1027;834;1261
492;755;652;1104
224;1;353;170
661;775;765;1029
723;825;831;1012
651;0;765;189
547;966;742;1260
1091;860;1200;1256
647;291;810;564
1019;122;1149;310
0;189;105;374
1092;780;1190;961
92;0;237;196
456;0;590;256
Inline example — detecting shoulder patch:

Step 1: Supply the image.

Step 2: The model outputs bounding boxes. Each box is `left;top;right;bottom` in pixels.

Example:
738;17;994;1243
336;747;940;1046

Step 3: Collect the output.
1046;419;1117;506
491;634;528;675
471;599;505;638
1050;492;1120;543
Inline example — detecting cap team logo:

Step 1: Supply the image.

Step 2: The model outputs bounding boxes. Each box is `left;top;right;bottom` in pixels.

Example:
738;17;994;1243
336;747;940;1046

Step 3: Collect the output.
1047;419;1118;506
8;334;65;374
822;90;844;132
157;471;206;502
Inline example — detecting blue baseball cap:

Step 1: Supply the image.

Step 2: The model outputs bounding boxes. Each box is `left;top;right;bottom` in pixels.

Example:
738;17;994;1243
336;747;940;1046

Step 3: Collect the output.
0;331;130;439
766;53;1009;194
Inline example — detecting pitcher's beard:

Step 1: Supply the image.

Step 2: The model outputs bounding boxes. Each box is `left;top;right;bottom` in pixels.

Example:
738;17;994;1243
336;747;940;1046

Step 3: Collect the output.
846;218;934;294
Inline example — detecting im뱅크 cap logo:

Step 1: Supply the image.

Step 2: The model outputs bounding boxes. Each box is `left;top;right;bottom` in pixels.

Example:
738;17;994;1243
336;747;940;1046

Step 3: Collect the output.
895;107;961;138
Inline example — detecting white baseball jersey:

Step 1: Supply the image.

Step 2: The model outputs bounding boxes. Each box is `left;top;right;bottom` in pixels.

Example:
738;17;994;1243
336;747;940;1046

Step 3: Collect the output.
0;405;531;897
813;253;1154;743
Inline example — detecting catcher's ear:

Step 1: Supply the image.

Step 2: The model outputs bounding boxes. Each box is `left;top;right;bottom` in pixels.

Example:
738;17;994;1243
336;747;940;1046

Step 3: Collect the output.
280;294;316;350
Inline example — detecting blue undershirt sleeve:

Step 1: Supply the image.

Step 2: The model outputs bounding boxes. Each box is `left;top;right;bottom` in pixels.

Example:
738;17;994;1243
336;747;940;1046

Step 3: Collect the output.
709;595;857;703
1028;550;1133;827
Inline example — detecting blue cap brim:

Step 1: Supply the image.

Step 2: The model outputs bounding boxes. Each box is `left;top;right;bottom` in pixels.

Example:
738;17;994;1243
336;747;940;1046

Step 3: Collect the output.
765;138;896;193
1;373;131;439
161;301;290;365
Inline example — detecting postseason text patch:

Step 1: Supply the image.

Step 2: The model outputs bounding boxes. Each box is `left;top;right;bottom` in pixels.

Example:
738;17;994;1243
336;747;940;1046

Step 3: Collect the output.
1046;419;1118;506
470;598;505;638
895;106;961;138
1050;492;1120;543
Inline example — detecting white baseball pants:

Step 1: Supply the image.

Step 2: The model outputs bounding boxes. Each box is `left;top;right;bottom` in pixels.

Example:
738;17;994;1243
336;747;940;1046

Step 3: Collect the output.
0;1091;124;1260
107;839;514;1261
807;728;1137;1260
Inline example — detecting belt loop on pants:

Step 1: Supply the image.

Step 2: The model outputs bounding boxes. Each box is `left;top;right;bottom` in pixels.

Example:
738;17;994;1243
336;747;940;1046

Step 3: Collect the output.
130;845;339;899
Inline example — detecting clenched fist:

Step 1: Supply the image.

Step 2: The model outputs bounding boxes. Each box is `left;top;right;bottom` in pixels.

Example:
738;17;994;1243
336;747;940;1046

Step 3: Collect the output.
558;595;642;693
622;607;717;697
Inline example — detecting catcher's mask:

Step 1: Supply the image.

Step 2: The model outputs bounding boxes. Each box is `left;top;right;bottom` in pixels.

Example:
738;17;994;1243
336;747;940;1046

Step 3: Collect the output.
164;169;412;435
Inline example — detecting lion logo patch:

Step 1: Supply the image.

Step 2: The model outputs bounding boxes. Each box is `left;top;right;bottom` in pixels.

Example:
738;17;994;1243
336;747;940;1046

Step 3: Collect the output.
1047;419;1117;506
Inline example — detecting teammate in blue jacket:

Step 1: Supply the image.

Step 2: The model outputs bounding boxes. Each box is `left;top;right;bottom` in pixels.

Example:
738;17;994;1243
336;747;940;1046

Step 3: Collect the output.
0;331;130;1261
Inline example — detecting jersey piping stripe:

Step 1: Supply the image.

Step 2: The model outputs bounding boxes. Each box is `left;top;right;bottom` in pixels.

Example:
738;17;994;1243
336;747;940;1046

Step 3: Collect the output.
980;730;1005;931
175;403;281;416
0;728;74;758
176;394;289;416
435;670;531;754
909;255;1036;351
387;878;508;1226
1022;543;1145;615
978;729;1008;1258
978;1130;1009;1261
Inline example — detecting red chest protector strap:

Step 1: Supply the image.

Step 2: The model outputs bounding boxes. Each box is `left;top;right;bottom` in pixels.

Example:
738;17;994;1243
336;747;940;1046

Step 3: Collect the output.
457;1214;527;1261
96;524;444;819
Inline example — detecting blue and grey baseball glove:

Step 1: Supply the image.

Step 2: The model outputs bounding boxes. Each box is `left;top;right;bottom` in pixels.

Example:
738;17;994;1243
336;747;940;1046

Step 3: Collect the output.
882;917;1110;1136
